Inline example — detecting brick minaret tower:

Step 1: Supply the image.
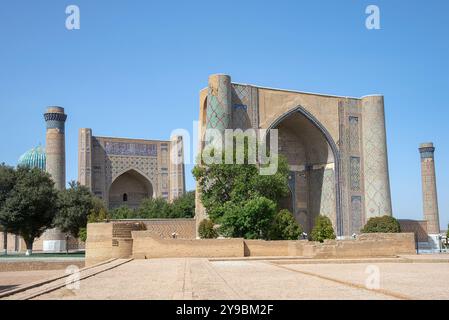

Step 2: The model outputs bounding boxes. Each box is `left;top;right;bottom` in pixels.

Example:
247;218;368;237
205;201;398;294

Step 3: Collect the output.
42;107;67;252
419;142;440;234
44;106;67;190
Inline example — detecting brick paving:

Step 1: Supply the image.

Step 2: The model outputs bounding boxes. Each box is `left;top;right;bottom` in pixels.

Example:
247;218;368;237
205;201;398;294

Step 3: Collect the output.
2;256;447;300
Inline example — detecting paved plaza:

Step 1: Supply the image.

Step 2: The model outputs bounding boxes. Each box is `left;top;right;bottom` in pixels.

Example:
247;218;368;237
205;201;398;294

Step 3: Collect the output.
1;256;446;300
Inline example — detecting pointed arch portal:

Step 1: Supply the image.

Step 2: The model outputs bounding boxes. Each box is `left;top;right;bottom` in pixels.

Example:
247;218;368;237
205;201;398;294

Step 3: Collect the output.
267;106;342;237
108;169;154;209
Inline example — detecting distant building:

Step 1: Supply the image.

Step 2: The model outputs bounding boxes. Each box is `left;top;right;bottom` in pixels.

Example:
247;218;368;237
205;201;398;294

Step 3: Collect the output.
78;131;185;210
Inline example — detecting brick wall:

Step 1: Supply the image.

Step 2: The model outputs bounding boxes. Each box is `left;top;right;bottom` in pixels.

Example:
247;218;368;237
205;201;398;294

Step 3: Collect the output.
85;219;196;265
244;240;306;257
132;231;244;259
85;222;417;264
302;233;416;258
398;219;428;242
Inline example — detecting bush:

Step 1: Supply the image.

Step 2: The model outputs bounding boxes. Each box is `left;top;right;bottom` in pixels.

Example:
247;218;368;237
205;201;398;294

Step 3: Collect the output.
269;209;303;240
79;201;110;243
198;219;218;239
218;196;277;239
362;215;401;233
110;206;137;219
311;215;336;243
78;228;87;243
170;191;195;218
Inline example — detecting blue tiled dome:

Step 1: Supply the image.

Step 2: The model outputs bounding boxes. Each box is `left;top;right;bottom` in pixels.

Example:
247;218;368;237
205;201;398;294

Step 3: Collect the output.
18;146;46;171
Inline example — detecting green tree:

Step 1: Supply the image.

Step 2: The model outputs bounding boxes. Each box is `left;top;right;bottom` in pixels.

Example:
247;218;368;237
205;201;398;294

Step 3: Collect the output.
311;215;336;243
78;197;109;243
198;219;218;239
88;197;109;223
54;181;99;239
169;191;195;218
192;140;289;223
362;215;401;233
110;206;137;219
138;197;172;218
0;167;58;255
269;209;303;240
0;164;17;254
219;196;277;239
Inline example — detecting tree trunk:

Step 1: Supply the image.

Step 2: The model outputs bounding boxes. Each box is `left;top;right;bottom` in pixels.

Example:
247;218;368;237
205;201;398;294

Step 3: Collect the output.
3;231;7;255
24;237;34;256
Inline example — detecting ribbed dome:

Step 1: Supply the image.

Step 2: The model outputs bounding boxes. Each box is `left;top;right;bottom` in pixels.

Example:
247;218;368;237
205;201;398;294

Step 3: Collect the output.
18;146;46;171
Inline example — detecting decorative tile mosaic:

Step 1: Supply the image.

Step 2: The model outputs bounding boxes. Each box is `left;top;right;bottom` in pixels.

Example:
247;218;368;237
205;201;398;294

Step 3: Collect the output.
105;142;157;157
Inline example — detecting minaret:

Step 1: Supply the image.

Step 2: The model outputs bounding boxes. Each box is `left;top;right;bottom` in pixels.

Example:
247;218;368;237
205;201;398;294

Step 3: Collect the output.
44;107;67;190
419;142;440;235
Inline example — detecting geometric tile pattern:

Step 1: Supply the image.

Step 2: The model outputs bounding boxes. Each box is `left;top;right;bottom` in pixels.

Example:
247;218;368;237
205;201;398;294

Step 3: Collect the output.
350;157;361;191
320;168;337;223
231;84;258;130
362;98;392;218
107;156;158;187
206;76;230;131
105;142;157;157
351;196;363;234
349;116;360;153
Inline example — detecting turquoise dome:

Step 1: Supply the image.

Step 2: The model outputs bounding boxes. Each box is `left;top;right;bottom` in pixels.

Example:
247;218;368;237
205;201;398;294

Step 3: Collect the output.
18;146;46;171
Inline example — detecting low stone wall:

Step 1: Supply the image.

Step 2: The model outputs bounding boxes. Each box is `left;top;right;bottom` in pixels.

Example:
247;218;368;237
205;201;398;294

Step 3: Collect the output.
85;223;114;266
85;219;196;266
244;240;306;257
302;233;416;258
0;260;85;272
132;231;244;259
85;221;417;264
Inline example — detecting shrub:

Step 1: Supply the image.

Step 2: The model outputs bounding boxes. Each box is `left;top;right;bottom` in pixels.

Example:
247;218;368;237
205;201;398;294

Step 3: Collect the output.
311;215;336;243
269;209;303;240
78;228;87;243
110;206;137;219
169;191;195;218
198;219;218;239
362;215;401;233
218;196;277;239
79;201;110;243
138;197;171;218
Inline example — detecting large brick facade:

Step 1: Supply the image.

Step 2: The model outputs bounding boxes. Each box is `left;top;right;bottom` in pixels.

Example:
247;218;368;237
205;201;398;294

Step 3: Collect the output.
196;74;393;237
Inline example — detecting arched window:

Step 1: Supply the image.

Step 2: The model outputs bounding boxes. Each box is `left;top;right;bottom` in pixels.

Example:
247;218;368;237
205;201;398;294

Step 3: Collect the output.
123;193;128;202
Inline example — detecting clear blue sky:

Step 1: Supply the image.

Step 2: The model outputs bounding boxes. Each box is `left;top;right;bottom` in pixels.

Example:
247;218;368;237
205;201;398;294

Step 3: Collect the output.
0;0;447;228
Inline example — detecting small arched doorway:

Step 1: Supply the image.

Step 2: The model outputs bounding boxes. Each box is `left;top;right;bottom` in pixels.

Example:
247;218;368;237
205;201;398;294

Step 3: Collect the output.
108;169;153;209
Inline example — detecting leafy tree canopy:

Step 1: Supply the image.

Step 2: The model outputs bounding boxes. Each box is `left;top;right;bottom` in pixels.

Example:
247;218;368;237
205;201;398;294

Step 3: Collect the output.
198;219;218;239
0;166;58;251
109;191;196;220
311;215;336;243
54;181;100;238
192;143;290;223
138;197;172;219
0;164;16;208
219;196;277;239
110;206;137;219
269;209;303;240
170;191;195;218
362;215;401;233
